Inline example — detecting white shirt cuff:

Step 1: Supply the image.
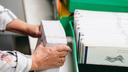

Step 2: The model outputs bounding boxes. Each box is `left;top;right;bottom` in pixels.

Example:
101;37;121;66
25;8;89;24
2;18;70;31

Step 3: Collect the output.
16;52;32;72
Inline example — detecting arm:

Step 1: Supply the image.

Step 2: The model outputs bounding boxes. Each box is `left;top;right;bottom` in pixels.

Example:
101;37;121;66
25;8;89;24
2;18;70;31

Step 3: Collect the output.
6;19;41;37
0;50;31;72
0;44;71;72
0;5;71;71
0;5;32;72
0;5;41;37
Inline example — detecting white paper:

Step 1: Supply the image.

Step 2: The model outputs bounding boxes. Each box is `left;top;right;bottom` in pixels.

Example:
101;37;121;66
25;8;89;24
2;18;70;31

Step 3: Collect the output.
74;9;128;47
41;20;67;46
74;9;128;67
38;20;67;72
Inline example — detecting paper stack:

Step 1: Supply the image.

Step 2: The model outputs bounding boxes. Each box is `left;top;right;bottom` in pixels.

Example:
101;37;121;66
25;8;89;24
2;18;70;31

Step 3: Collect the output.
39;20;67;46
37;20;67;72
74;9;128;67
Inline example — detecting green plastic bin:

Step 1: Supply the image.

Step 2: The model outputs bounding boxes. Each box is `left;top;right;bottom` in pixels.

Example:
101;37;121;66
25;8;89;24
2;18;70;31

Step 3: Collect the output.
60;17;79;72
61;0;128;72
68;0;128;12
60;17;128;72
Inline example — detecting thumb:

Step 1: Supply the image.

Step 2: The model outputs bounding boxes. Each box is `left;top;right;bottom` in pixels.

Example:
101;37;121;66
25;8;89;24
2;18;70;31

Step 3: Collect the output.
37;43;44;48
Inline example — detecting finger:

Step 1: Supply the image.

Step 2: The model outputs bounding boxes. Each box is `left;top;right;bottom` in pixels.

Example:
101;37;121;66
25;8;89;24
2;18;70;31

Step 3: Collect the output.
60;58;65;63
33;25;42;37
35;25;42;36
37;43;44;48
56;45;71;52
58;51;68;57
57;58;65;67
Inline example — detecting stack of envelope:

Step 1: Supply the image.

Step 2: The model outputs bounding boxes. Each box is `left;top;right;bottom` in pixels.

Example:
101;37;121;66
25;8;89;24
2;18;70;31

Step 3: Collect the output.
74;9;128;67
37;20;67;72
39;20;67;46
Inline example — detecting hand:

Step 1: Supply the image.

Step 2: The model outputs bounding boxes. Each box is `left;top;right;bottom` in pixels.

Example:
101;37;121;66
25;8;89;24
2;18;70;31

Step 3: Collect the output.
26;24;41;37
31;43;71;71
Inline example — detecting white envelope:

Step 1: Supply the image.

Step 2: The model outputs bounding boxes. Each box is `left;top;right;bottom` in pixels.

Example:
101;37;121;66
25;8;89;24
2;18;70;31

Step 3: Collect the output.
74;9;128;67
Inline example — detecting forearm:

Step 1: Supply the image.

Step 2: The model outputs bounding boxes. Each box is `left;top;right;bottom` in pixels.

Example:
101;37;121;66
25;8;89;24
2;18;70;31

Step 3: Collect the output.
6;19;28;35
6;19;41;37
0;5;41;37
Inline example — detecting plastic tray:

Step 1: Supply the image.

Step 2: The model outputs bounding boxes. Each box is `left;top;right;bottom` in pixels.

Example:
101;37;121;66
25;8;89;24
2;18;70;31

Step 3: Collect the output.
60;17;128;72
68;0;128;12
60;17;79;72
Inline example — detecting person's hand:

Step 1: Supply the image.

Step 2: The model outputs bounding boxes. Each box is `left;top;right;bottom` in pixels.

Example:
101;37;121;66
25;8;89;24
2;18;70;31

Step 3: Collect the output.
26;24;41;37
31;43;71;71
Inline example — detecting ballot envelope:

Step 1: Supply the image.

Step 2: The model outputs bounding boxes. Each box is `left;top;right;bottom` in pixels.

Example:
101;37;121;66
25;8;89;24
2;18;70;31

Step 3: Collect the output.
37;20;67;72
74;9;128;67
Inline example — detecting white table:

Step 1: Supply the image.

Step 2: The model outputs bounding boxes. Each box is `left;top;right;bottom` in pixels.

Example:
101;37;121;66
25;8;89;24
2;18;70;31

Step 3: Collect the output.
23;0;73;72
